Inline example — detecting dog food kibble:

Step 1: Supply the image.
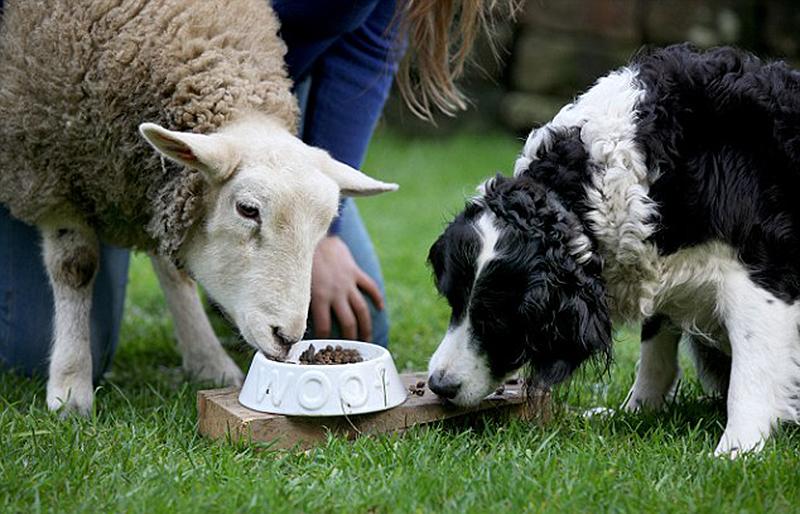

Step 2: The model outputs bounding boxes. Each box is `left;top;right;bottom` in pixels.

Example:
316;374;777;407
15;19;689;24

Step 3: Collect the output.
408;380;426;396
298;344;363;365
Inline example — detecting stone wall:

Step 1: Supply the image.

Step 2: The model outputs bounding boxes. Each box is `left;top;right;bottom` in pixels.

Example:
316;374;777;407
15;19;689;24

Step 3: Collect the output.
382;1;799;134
500;0;800;131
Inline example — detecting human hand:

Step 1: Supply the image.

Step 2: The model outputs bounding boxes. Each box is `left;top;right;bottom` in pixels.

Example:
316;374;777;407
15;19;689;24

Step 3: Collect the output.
310;235;384;341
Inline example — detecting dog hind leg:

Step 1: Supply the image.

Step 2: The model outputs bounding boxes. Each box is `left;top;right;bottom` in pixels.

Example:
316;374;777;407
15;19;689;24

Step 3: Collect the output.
622;315;682;411
685;337;731;399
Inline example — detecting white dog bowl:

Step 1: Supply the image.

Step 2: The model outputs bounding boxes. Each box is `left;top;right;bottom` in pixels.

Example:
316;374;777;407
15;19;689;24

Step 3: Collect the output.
238;340;407;416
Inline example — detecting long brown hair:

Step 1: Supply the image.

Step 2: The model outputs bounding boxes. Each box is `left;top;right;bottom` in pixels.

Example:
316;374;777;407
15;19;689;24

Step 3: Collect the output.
395;0;520;121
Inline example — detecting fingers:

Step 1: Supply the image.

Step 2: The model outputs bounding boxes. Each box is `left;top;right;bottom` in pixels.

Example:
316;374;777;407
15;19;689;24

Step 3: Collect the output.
349;289;372;342
355;269;384;310
311;299;332;339
332;298;358;340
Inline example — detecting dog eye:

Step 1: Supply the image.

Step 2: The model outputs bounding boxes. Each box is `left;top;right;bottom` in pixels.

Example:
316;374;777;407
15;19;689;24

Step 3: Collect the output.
235;202;260;222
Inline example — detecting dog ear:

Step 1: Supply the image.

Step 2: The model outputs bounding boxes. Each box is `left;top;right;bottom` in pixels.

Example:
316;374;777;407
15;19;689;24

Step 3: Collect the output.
517;207;612;388
427;234;448;294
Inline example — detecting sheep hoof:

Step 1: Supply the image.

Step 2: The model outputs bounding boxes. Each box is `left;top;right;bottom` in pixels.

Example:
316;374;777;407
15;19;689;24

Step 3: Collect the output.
184;354;244;387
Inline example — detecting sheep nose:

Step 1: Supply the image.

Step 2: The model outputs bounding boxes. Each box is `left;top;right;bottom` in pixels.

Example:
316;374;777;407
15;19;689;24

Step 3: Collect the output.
428;371;461;399
272;326;300;347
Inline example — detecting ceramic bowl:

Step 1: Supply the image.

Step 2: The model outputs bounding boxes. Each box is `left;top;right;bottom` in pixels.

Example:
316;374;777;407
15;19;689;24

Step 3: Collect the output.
238;340;407;416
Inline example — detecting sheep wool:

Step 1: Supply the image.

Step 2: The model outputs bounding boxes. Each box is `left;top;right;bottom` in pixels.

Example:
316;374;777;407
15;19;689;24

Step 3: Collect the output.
0;0;299;256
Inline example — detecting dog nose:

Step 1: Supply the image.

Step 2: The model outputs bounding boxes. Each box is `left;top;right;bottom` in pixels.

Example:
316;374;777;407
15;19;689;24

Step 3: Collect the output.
428;371;461;399
272;326;300;347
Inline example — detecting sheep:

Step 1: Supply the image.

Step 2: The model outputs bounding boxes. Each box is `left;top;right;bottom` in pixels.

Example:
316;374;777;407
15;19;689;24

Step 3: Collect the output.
0;0;397;415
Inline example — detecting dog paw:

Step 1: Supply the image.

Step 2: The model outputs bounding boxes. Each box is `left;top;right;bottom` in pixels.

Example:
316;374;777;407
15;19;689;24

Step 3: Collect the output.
47;375;94;417
714;431;766;458
184;353;244;387
622;390;665;412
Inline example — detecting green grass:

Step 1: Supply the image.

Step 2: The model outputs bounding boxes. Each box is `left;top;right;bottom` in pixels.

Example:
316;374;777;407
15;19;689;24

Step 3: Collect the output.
2;128;799;513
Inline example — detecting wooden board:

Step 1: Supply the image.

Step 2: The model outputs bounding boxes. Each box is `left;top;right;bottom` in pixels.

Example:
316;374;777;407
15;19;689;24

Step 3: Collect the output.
198;372;550;450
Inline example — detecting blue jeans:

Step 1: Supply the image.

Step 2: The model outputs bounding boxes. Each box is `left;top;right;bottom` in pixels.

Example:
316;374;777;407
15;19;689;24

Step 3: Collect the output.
0;0;398;378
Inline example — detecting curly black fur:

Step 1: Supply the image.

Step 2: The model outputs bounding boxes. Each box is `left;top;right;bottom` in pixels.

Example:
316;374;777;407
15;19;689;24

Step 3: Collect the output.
635;43;800;302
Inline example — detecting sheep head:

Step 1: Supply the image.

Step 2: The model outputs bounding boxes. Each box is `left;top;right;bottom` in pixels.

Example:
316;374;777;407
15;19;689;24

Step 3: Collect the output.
139;114;397;360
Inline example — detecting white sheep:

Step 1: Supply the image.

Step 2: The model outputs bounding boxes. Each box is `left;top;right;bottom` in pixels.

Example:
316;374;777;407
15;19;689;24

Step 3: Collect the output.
0;0;397;415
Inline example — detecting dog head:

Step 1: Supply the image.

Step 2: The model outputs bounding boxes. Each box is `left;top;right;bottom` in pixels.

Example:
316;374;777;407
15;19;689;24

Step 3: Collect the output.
426;173;611;405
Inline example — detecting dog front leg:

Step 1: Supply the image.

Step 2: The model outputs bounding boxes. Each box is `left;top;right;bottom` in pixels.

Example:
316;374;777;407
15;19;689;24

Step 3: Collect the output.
622;315;682;412
150;255;243;386
715;269;800;457
42;223;99;416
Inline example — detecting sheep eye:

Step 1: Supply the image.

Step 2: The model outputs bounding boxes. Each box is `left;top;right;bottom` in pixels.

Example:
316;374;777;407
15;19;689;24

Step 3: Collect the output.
235;202;260;222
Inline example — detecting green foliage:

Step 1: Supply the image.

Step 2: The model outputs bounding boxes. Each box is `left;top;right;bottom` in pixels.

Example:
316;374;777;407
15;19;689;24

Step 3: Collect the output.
1;129;798;513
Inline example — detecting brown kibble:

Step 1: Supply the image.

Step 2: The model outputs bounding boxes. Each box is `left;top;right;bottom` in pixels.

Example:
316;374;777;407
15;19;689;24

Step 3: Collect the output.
296;343;364;365
298;344;316;364
408;379;427;397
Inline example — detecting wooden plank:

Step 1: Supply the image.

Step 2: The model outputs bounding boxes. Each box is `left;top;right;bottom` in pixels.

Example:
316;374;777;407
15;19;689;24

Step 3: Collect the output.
198;372;550;450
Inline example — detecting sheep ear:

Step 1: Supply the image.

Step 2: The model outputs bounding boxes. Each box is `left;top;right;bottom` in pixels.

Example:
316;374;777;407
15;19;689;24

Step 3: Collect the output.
138;123;239;183
319;154;398;197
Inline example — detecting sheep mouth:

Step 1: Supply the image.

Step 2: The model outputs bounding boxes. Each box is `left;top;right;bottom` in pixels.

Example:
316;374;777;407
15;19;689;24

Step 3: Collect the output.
260;349;288;362
271;326;297;347
238;323;290;362
252;340;289;362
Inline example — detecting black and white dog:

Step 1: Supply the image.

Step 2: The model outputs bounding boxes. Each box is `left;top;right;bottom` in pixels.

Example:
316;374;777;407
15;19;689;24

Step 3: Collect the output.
426;44;800;456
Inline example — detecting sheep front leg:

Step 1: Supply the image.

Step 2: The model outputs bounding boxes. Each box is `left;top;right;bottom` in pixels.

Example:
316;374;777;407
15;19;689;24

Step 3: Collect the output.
150;255;243;386
42;224;99;416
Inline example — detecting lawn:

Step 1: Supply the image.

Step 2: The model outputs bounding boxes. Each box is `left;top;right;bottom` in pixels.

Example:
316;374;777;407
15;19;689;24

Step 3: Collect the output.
2;128;799;513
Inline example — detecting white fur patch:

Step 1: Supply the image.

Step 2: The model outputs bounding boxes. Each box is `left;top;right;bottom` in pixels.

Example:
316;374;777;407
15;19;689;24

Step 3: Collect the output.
713;266;800;456
475;212;500;274
568;233;594;264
